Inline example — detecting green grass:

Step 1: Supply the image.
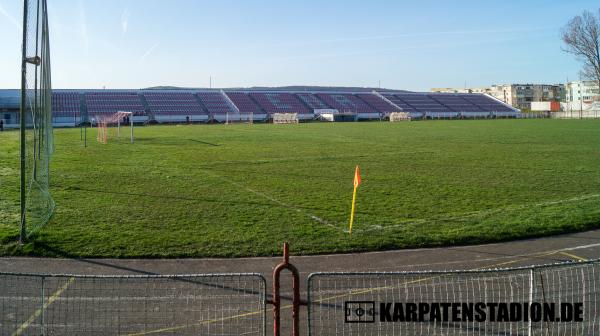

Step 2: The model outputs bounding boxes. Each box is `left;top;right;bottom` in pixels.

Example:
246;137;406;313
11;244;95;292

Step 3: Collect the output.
2;119;600;257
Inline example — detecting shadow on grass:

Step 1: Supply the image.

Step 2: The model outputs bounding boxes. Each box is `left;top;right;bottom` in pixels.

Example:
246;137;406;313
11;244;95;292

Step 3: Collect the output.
68;186;352;215
186;139;219;146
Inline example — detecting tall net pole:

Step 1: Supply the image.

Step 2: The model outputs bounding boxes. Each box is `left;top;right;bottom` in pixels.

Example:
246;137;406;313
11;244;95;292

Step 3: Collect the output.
19;0;29;242
20;0;54;243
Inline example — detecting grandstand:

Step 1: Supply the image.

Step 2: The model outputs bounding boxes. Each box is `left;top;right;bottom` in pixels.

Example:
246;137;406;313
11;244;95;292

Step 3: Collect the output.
249;92;313;120
197;91;238;118
51;92;81;126
85;91;148;123
145;91;207;122
0;89;521;127
316;93;380;119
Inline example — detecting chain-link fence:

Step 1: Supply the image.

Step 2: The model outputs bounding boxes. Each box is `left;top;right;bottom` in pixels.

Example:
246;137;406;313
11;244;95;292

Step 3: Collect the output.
0;273;266;336
308;260;600;335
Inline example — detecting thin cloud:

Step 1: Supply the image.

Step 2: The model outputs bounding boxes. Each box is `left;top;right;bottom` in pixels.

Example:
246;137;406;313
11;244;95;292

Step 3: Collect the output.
0;2;21;31
277;26;557;48
139;42;160;64
265;32;557;63
121;8;130;36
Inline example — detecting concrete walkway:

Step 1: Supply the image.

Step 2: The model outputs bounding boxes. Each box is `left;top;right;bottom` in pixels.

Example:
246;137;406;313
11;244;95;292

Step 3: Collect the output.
2;230;600;335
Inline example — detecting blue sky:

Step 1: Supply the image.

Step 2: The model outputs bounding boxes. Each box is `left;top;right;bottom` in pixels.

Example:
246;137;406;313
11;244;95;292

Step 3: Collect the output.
0;0;597;90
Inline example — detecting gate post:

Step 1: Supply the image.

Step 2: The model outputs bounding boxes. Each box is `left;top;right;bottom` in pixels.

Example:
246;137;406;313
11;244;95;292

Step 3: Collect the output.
271;242;301;336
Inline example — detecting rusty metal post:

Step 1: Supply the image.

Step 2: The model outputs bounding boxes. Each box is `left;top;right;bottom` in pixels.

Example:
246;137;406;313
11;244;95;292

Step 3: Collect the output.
272;242;301;336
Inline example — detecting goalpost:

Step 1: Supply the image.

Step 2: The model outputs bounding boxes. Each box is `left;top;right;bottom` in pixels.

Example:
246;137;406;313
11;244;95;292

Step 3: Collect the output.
94;111;134;144
272;113;299;124
389;112;411;122
225;112;253;125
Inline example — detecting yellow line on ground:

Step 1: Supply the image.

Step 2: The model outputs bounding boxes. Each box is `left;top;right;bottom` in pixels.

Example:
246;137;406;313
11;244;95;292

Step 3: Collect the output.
125;309;263;336
558;251;588;261
471;250;558;270
12;277;75;336
316;250;561;304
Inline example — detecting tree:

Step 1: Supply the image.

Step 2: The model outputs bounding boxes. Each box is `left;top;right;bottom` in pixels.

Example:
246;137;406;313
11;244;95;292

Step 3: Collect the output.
562;9;600;96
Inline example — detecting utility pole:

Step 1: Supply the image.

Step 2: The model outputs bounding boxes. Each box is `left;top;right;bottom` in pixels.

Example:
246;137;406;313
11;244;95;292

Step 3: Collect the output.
579;74;583;119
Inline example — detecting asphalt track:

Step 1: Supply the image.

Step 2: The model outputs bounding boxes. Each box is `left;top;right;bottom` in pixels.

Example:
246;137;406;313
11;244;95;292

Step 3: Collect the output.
1;229;600;335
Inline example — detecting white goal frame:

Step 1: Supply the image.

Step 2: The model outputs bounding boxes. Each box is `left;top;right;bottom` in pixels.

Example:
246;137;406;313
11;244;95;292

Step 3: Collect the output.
225;112;254;125
272;113;299;124
389;112;411;122
94;111;134;144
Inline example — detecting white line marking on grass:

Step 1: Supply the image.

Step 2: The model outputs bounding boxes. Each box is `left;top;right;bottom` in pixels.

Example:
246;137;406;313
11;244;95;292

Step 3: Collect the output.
201;170;342;232
353;193;600;233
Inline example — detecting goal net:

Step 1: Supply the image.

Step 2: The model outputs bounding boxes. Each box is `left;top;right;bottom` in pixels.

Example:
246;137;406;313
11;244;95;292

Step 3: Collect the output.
272;113;299;124
389;112;411;121
93;111;134;144
225;112;254;125
19;0;54;240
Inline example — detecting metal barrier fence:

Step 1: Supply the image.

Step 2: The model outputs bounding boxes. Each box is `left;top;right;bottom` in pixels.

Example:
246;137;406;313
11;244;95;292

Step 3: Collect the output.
2;251;599;336
518;111;600;119
307;260;600;336
0;273;266;336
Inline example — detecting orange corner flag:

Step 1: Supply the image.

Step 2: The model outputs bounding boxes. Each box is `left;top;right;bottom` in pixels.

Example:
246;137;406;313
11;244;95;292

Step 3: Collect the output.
353;166;361;188
349;165;361;234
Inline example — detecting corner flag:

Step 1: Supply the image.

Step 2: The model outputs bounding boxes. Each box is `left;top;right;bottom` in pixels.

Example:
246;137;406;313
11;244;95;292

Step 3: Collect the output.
353;166;361;188
349;166;361;234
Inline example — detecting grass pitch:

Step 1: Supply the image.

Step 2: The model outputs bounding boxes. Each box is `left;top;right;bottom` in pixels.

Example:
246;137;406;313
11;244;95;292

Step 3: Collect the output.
2;119;600;257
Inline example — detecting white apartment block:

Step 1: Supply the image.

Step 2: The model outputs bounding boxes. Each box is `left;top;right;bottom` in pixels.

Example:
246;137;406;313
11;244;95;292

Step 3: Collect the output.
565;81;600;104
490;84;564;110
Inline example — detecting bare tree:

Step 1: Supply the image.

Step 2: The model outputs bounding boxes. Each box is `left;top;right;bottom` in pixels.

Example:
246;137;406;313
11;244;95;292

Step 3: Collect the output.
562;9;600;96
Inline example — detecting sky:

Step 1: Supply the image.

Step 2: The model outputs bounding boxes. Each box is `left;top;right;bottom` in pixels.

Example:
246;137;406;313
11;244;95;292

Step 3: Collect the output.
0;0;597;91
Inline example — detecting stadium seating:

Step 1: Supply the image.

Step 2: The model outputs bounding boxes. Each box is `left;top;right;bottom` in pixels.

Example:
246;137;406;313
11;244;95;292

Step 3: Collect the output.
144;92;206;116
381;93;518;118
295;93;330;110
315;93;378;113
355;93;399;113
428;94;483;112
461;94;516;112
85;92;146;117
225;92;264;113
393;94;453;113
381;94;419;113
249;92;311;114
48;89;520;124
52;92;81;126
52;92;81;118
196;92;237;115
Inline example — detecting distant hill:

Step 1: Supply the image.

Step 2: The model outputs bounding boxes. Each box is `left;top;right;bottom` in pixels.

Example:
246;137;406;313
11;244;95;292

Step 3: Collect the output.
143;85;411;93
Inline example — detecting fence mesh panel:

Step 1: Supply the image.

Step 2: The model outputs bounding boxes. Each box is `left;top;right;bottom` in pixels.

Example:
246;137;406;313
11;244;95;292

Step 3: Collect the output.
308;261;600;336
531;261;600;335
0;273;266;336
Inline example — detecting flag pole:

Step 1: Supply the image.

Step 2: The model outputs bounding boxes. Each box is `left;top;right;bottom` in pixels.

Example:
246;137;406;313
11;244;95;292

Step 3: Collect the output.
349;183;358;234
349;165;361;234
